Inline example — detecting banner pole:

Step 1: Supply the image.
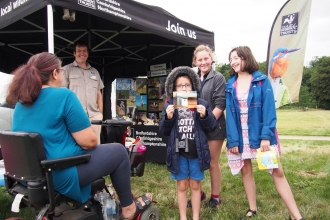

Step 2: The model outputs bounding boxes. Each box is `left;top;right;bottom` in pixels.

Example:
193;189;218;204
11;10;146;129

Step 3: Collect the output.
265;0;290;75
47;4;54;54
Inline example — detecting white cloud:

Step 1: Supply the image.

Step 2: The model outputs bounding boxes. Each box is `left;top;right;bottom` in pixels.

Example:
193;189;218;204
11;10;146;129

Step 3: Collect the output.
136;0;330;65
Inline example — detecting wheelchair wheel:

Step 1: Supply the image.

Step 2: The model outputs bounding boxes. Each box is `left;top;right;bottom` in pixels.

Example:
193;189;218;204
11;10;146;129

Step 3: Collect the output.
139;205;159;220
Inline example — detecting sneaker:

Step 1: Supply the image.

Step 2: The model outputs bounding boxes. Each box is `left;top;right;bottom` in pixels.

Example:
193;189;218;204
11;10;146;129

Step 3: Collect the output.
187;191;206;208
207;197;221;210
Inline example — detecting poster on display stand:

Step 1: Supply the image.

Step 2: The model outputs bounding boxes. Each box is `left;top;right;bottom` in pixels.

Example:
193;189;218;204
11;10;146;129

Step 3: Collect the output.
110;65;170;164
111;63;170;121
114;78;134;117
146;63;169;121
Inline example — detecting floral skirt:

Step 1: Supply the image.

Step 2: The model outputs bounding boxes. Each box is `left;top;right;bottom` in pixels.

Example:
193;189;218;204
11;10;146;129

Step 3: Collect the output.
227;144;279;175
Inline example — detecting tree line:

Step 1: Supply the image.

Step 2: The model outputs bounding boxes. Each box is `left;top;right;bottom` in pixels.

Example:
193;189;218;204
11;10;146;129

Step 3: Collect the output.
216;56;330;110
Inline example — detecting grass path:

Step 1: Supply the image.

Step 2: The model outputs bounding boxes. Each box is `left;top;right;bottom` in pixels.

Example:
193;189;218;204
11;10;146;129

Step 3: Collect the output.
279;135;330;140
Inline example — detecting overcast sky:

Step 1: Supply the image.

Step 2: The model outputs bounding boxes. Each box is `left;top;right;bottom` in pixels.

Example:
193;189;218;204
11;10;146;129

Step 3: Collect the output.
135;0;330;66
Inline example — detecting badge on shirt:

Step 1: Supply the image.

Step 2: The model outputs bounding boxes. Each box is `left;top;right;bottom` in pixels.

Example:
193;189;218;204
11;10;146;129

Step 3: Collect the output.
90;71;96;80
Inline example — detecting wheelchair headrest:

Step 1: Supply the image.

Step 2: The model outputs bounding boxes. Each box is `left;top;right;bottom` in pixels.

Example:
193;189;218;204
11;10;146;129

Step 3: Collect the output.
0;130;46;181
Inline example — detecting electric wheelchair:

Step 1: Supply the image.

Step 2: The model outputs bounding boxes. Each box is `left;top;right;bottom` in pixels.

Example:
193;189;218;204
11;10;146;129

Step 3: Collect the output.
0;119;159;220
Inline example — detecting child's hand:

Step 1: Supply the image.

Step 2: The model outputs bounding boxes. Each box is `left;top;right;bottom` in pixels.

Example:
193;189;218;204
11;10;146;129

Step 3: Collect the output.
229;146;239;155
196;104;206;118
166;105;174;119
260;139;270;152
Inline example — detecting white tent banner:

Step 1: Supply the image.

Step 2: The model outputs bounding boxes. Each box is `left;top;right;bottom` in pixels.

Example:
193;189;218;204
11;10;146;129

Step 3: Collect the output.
0;71;13;104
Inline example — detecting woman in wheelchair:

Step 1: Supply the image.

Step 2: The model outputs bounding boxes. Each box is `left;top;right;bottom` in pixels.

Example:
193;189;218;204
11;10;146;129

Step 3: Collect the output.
6;52;151;220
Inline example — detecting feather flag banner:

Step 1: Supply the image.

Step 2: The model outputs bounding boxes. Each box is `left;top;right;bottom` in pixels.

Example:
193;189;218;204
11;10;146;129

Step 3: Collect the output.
266;0;312;109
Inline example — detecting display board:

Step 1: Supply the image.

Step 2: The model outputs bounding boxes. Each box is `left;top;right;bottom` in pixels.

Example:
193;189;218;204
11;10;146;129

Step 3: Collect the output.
146;63;168;120
131;125;167;164
114;63;169;124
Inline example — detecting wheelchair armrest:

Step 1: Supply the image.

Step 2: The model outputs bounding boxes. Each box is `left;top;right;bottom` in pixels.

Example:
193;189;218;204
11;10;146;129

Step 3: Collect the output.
91;120;102;125
40;154;91;171
104;119;133;126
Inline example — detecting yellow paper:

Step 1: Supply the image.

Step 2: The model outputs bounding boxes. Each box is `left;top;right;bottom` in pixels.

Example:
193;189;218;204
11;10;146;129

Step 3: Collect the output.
256;148;279;170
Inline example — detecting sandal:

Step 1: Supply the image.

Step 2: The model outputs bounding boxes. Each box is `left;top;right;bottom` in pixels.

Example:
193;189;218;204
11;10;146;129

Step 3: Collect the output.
121;194;152;220
240;209;257;219
289;217;305;220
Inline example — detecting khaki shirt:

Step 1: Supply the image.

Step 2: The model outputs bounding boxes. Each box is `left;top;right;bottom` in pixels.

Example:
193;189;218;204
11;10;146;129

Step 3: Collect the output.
62;61;104;117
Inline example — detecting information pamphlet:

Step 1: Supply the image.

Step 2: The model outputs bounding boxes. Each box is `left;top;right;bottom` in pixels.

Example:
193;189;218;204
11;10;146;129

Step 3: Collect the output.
173;91;197;108
256;148;279;170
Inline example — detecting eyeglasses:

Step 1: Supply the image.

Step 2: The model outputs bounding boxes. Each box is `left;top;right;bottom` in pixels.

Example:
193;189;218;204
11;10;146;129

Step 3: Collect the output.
175;84;192;89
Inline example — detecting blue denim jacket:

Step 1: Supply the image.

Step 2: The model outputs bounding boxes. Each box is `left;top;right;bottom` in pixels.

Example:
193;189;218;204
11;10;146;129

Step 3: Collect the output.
226;71;277;153
159;98;217;174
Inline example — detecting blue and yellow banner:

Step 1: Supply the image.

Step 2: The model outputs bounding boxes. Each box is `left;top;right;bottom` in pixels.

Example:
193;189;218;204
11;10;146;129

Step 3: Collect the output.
266;0;312;108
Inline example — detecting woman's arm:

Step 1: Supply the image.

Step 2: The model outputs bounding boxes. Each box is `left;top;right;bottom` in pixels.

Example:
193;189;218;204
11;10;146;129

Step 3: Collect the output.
97;90;103;114
225;88;240;149
71;127;97;150
64;91;98;150
212;107;223;120
260;78;277;140
212;73;226;119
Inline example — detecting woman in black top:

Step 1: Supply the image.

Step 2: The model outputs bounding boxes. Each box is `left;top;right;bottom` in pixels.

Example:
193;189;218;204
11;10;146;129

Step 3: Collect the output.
191;44;226;209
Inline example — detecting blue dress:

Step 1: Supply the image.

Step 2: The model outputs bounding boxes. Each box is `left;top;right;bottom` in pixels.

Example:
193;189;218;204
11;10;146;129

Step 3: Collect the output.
12;87;92;203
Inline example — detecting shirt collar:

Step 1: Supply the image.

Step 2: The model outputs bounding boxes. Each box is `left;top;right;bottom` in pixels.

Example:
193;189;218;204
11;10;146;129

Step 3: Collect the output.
198;71;210;81
73;60;91;69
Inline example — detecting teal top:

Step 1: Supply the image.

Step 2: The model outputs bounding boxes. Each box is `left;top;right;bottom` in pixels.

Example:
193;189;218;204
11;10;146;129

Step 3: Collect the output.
12;87;92;203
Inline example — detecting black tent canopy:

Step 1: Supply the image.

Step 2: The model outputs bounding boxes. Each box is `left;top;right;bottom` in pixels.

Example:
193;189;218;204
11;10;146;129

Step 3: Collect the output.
0;0;214;119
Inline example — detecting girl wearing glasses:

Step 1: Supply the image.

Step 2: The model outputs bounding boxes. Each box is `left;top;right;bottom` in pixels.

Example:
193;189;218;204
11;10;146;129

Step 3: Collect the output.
159;66;217;220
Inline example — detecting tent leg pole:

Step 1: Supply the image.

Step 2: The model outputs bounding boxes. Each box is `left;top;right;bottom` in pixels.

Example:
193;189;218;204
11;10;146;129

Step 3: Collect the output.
47;4;54;54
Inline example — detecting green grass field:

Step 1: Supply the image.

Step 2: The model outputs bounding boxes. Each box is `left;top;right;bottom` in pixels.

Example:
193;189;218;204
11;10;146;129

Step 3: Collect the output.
276;109;330;136
126;139;330;220
1;109;329;219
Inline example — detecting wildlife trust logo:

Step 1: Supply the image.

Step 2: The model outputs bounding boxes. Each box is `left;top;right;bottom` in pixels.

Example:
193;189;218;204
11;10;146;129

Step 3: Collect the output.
78;0;96;9
280;12;299;36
